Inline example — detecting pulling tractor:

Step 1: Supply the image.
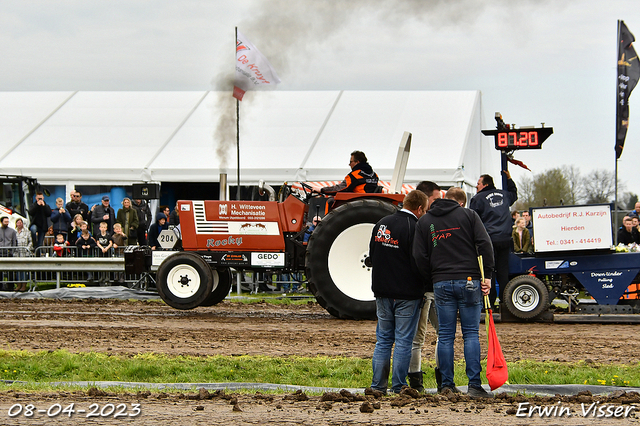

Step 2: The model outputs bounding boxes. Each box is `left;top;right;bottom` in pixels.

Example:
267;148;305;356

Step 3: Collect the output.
136;134;414;320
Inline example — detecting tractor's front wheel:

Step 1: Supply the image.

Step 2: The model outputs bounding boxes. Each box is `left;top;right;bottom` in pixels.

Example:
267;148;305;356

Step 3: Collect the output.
306;199;397;320
156;252;214;310
503;275;550;320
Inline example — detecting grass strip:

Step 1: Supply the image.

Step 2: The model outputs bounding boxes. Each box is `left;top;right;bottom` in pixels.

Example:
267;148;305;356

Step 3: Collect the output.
0;350;638;391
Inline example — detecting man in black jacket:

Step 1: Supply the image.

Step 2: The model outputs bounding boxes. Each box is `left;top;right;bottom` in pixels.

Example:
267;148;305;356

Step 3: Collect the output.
66;190;90;222
29;191;52;249
413;187;494;398
408;180;442;392
469;171;517;308
369;190;427;394
91;196;116;234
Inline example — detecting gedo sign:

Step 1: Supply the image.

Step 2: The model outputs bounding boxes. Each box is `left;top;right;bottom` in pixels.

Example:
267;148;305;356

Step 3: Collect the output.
531;204;613;253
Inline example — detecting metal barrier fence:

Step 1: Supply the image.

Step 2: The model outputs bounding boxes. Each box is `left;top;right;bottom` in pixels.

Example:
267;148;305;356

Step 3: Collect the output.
0;246;308;295
0;246;152;291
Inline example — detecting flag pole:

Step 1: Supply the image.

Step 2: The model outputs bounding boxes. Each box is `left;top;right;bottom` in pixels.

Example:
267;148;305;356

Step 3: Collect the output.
235;26;241;201
615;20;621;242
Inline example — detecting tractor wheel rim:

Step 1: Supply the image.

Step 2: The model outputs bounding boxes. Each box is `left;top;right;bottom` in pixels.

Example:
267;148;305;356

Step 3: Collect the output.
328;223;375;302
511;284;540;312
166;264;200;299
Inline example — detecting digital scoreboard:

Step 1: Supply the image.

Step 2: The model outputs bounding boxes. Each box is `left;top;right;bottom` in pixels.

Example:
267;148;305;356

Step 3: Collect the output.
482;113;553;151
482;127;553;151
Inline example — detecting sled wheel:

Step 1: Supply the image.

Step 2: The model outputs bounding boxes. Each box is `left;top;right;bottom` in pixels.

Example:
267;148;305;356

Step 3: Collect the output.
306;199;397;320
199;268;233;307
503;274;550;319
156;252;214;310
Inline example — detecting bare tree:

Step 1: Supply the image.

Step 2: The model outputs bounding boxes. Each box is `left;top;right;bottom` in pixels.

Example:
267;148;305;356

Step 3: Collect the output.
582;169;620;204
515;175;534;211
563;165;584;205
621;191;639;210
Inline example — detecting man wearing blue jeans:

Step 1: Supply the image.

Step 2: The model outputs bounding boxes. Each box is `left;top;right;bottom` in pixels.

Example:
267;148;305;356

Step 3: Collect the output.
413;187;495;398
369;190;428;394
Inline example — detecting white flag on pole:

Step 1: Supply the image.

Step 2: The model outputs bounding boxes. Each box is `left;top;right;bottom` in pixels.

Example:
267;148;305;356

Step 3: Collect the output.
234;31;281;101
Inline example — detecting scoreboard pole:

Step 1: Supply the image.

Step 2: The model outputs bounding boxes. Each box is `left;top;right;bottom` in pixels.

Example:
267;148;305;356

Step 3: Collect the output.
501;152;509;190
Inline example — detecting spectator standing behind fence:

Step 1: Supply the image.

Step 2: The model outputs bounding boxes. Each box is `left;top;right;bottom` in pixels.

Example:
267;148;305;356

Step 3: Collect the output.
95;222;113;285
169;203;180;226
13;218;31;291
29;191;52;249
96;222;113;257
66;191;90;222
51;198;72;240
132;199;151;245
1;216;18;251
111;223;128;253
147;212;168;250
14;218;32;255
76;229;97;257
75;229;97;283
512;218;533;254
1;216;18;291
116;198;139;246
92;196;115;234
52;233;71;257
68;214;84;246
112;223;128;284
617;216;640;245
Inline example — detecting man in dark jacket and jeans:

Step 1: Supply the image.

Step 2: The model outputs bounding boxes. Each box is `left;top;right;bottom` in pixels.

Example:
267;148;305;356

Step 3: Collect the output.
29;191;52;249
413;187;494;398
369;190;428;394
469;171;517;308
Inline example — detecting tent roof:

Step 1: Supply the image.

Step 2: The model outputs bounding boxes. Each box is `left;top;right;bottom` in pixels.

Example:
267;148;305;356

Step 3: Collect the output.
0;90;497;191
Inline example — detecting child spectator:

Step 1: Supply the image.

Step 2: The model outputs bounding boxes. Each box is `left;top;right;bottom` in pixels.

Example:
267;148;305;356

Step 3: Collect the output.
96;222;113;257
95;222;113;285
76;229;97;282
52;233;70;257
513;217;533;254
111;223;128;255
76;229;97;257
51;197;72;240
112;223;128;284
68;214;84;246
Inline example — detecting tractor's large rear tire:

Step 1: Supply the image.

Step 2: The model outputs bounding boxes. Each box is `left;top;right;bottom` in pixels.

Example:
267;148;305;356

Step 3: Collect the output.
199;268;233;307
156;252;214;310
503;274;550;319
306;199;398;320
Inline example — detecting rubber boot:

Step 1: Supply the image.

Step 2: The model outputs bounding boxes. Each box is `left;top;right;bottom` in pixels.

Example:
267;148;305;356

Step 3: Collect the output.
407;371;424;393
434;367;443;393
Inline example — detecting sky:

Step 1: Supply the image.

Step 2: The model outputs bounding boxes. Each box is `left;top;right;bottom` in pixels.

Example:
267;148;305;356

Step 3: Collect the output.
1;0;640;196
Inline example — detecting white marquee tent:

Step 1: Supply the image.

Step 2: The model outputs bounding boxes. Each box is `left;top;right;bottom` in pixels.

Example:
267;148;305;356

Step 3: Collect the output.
0;90;498;194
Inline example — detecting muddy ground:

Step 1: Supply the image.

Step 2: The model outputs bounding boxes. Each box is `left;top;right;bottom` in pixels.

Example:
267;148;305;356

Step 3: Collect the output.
1;298;640;425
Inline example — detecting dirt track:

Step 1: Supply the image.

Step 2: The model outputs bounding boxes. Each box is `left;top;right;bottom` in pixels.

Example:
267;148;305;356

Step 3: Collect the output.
1;298;640;425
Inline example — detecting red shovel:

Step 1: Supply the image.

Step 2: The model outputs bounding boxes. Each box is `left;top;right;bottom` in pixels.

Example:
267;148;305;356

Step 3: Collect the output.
479;256;509;391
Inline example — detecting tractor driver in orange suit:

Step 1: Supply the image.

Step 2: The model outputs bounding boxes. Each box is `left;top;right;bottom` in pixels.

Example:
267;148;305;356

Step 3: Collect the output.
320;150;380;195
